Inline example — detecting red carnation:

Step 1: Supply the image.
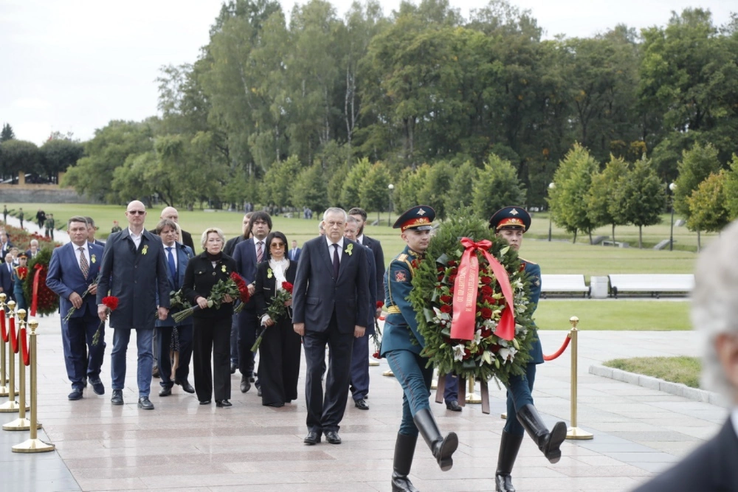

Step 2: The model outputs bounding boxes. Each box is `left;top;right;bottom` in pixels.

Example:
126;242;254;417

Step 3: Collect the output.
376;301;384;309
483;296;496;305
102;296;119;311
282;281;294;293
481;327;492;338
481;285;493;296
448;274;457;283
440;304;452;314
437;266;445;273
448;287;454;295
481;276;492;285
372;351;381;359
490;344;501;353
437;274;444;281
463;348;472;360
439;295;452;304
449;267;458;276
480;307;493;320
447;260;457;267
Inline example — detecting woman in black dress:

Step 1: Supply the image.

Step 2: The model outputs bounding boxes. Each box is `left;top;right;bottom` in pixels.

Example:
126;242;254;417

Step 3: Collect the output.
253;231;301;407
182;228;237;408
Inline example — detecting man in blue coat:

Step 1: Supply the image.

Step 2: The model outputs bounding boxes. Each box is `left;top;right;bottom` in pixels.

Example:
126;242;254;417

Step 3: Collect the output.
97;201;170;410
488;206;566;492
47;216;106;400
154;219;195;397
292;207;370;446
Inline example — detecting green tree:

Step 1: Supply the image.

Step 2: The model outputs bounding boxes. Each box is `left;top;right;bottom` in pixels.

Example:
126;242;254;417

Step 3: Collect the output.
445;160;477;213
417;161;453;219
291;162;329;212
673;143;721;218
0;139;41;177
586;155;630;244
40;138;84;181
340;157;372;207
723;154;738;220
613;157;666;248
393;165;430;213
261;155;301;207
686;171;729;247
0;123;15;142
471;153;526;221
359;162;391;222
549;144;600;243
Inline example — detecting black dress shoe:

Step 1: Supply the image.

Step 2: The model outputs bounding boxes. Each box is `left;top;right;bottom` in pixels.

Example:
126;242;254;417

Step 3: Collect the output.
176;380;195;394
354;398;369;410
88;378;105;395
152;365;160;378
199;400;211;405
215;399;232;408
324;430;342;444
230;362;237;374
304;430;321;445
240;376;251;393
159;387;172;397
138;397;155;410
68;388;83;400
257;386;262;397
111;389;124;405
446;400;463;412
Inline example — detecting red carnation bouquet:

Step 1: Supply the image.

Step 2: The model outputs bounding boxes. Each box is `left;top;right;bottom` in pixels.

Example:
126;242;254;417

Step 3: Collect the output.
93;296;118;346
230;272;251;313
172;274;244;323
252;281;293;352
16;266;28;280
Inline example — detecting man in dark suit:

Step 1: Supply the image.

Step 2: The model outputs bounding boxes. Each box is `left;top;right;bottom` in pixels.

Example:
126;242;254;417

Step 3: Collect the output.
96;200;170;410
344;215;376;411
348;208;385;310
85;217;106;247
0;231;12;262
288;240;301;262
0;252;13;301
160;206;195;252
233;211;271;392
154;219;195;397
224;213;252;373
293;207;370;445
47;216;106;400
25;239;40;260
632;220;738;492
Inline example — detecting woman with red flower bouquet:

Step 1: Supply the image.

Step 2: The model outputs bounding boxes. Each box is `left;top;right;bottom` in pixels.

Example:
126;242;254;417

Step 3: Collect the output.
182;228;237;408
253;231;300;407
488;206;567;492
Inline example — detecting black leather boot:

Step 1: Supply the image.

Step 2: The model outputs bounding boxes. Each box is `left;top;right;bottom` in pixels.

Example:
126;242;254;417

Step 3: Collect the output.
391;433;419;492
516;404;567;463
413;408;459;471
495;431;523;492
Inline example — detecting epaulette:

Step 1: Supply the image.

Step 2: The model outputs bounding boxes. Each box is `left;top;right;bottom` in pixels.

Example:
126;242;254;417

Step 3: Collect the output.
519;257;537;265
394;253;414;272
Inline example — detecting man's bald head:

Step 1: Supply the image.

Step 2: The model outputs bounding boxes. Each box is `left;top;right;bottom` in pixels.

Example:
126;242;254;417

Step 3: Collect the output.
161;207;179;223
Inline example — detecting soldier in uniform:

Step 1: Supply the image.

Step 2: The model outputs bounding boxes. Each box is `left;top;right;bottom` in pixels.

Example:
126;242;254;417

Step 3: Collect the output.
382;205;458;492
488;206;567;492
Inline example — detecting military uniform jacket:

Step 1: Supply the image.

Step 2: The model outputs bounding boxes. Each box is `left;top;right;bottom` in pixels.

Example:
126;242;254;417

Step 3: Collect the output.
380;245;425;356
96;228;170;330
521;258;543;364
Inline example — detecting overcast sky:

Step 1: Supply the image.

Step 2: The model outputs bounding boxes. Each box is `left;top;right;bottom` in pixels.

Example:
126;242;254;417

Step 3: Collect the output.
0;0;734;145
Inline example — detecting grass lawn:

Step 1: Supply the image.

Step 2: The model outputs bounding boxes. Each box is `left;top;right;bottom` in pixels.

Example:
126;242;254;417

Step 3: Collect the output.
603;356;701;388
535;300;691;331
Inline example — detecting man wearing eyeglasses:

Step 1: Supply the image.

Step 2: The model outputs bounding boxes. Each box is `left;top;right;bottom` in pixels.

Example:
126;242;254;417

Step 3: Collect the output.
97;201;171;410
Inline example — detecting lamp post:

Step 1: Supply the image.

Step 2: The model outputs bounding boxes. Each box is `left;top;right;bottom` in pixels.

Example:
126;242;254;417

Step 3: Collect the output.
548;182;555;242
387;183;394;227
669;182;677;251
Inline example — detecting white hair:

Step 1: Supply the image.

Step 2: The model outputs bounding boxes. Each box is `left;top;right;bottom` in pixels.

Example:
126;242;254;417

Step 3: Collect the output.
322;207;347;222
691;219;738;399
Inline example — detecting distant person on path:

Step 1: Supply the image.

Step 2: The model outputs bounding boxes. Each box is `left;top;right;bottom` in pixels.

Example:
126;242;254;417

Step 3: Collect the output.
3;205;8;224
46;216;106;400
111;221;122;234
18;207;24;229
488;206;566;492
46;214;55;239
96;200;170;410
36;209;46;229
632;220;738;492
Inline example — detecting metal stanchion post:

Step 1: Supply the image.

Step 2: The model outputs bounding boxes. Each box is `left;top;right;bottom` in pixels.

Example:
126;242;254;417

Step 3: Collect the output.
4;309;36;431
0;300;19;413
430;369;438;390
13;319;54;453
566;316;593;440
0;293;9;396
465;375;481;404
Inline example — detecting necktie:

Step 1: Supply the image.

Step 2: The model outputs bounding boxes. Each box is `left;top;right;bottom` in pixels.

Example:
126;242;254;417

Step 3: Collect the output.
166;247;177;286
78;246;89;278
332;243;340;279
256;241;264;263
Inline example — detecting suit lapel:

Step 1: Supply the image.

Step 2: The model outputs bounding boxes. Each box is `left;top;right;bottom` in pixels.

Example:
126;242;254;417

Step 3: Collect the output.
321;239;334;279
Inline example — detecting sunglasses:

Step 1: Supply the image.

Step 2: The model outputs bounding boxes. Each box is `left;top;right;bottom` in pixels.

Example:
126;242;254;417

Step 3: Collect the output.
128;210;146;215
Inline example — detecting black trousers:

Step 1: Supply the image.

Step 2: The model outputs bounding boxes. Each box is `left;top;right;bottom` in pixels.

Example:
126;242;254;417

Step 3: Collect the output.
193;316;231;402
237;307;259;377
258;318;301;406
303;312;354;433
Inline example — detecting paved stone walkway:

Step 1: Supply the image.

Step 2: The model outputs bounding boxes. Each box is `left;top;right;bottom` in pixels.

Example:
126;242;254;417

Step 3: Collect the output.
0;309;722;492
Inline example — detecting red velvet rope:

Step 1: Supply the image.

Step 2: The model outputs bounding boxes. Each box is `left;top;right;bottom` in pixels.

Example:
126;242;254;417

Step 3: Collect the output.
31;264;42;317
0;308;6;342
543;334;571;361
9;316;18;354
20;325;29;366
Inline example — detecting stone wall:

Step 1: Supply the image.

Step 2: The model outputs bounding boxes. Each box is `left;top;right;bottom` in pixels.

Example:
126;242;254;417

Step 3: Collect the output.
0;186;99;204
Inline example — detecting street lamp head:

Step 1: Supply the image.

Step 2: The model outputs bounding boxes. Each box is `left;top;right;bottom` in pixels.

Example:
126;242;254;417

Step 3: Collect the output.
669;182;677;192
548;182;555;190
388;184;394;190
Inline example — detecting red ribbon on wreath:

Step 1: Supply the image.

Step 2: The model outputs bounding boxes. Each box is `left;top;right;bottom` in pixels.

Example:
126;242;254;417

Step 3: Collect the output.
20;324;29;366
9;315;18;354
450;238;515;341
0;307;6;342
31;263;43;317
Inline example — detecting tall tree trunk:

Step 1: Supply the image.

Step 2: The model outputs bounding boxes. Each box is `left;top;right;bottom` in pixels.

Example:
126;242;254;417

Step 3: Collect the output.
572;230;578;243
588;231;593;245
639;225;643;249
612;224;616;246
697;231;701;252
